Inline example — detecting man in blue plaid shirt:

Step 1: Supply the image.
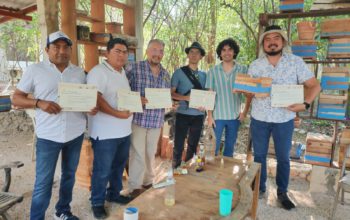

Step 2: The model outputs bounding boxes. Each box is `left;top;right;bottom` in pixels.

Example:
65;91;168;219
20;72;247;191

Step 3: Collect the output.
126;39;170;196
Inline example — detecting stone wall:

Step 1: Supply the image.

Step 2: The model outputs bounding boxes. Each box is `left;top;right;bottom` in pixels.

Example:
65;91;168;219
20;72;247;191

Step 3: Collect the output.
0;110;34;135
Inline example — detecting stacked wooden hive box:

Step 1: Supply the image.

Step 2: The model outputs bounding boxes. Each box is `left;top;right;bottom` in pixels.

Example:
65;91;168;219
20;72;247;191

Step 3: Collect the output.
321;18;350;59
292;21;317;60
305;132;333;167
279;0;304;12
317;67;349;120
233;74;272;97
339;128;350;169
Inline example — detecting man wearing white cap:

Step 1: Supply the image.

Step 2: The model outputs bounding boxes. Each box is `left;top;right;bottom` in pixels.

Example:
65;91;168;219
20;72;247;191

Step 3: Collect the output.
12;31;97;220
248;25;320;210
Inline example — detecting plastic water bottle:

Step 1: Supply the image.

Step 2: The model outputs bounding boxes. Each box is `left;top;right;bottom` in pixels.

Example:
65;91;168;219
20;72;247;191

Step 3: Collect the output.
164;167;175;206
203;127;216;162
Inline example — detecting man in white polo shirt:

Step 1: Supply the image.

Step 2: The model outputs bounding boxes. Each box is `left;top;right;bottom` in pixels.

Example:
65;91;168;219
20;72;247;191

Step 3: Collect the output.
87;38;133;219
12;31;97;220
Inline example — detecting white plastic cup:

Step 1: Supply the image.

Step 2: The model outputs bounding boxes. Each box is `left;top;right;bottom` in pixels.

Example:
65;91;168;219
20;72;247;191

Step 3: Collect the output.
123;207;138;220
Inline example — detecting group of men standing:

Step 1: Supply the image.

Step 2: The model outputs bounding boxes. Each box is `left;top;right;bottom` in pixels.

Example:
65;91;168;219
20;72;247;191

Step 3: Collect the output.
12;24;320;220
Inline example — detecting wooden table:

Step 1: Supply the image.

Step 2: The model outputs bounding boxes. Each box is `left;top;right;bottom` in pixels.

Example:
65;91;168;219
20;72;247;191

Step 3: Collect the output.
113;157;261;220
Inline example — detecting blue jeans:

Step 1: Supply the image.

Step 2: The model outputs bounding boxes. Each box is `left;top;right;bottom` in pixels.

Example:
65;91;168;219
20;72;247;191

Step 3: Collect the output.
30;134;84;220
214;119;240;157
90;135;130;206
250;118;294;193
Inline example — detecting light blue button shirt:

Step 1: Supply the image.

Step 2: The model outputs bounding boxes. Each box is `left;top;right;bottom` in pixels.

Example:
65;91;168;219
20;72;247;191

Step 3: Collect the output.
248;53;314;123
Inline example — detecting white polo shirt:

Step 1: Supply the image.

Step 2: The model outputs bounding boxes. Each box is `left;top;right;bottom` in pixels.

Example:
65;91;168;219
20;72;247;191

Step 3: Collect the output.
17;60;87;143
87;60;132;140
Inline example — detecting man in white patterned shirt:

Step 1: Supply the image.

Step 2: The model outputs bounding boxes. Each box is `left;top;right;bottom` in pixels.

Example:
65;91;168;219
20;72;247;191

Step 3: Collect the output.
248;25;320;210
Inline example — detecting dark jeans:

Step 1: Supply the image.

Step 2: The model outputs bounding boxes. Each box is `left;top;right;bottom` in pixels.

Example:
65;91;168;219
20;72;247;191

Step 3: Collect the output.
30;134;84;220
90;135;130;206
173;113;204;168
250;118;294;193
214;119;240;157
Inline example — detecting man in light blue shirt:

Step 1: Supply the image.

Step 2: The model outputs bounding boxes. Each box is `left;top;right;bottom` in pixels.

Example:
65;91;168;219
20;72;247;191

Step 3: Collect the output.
248;25;321;210
171;42;206;168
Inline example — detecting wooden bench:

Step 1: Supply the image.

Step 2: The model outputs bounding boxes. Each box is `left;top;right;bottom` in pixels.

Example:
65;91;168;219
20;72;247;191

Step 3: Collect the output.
0;161;24;220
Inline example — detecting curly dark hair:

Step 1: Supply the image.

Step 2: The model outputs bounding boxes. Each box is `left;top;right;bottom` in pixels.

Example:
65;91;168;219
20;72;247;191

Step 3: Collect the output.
216;38;240;60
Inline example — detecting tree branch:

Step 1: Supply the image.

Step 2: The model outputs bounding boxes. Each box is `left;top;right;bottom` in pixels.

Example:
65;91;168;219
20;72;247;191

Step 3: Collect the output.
143;0;158;27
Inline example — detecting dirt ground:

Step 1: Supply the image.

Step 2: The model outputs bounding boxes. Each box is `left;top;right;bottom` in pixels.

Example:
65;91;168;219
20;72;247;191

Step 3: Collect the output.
1;127;350;220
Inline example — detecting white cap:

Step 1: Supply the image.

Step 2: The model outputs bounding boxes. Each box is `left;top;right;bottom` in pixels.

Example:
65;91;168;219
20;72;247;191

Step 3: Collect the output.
46;31;72;47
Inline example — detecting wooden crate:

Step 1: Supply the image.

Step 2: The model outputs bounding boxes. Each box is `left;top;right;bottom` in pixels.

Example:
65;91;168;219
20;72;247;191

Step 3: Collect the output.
321;18;350;38
75;139;93;189
233;74;272;97
280;0;304;12
321;66;349;90
327;37;350;59
305;132;332;166
0;95;11;112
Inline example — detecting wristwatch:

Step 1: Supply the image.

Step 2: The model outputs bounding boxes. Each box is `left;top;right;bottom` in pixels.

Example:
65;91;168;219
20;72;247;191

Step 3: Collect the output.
303;102;310;110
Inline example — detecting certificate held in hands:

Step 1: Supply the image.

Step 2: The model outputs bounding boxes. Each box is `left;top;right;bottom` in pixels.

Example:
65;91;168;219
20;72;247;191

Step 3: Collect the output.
145;88;172;109
189;89;216;110
271;85;304;107
58;83;97;112
116;89;143;113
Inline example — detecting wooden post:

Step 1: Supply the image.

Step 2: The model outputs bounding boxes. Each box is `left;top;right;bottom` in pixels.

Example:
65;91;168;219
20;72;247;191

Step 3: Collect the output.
134;0;144;61
123;0;136;36
84;0;105;72
61;0;78;65
36;0;59;59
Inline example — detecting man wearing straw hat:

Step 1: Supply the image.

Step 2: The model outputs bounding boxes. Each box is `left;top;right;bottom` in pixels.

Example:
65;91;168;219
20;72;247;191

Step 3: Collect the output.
248;25;321;210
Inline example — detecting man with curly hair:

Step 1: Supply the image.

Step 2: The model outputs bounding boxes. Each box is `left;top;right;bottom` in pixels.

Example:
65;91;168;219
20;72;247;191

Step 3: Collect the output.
205;38;251;157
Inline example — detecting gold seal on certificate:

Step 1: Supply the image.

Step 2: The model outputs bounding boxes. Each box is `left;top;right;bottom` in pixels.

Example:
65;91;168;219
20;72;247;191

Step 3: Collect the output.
145;88;172;109
189;89;216;110
116;89;143;113
58;83;97;112
271;85;304;107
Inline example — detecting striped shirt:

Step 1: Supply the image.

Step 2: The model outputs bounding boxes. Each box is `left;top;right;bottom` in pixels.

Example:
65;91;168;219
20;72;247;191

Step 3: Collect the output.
126;60;171;128
205;62;247;120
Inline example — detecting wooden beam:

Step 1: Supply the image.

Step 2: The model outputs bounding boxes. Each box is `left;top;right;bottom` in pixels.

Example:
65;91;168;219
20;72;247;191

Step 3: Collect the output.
123;1;135;36
61;0;78;65
0;9;32;21
263;8;350;20
0;5;37;24
104;0;131;10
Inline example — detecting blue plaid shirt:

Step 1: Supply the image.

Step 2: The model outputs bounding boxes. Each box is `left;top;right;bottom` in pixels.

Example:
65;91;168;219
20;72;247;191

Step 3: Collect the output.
126;60;171;128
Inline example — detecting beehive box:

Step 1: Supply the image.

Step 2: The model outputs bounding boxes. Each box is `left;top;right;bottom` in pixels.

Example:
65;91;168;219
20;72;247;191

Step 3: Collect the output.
321;67;349;90
321;18;350;38
305;132;333;167
317;93;348;120
292;40;317;60
327;38;350;59
0;95;11;112
233;74;272;97
279;0;304;12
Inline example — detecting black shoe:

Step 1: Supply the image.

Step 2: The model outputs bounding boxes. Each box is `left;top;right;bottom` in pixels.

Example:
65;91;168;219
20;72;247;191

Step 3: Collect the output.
277;192;296;210
92;206;107;219
106;195;133;204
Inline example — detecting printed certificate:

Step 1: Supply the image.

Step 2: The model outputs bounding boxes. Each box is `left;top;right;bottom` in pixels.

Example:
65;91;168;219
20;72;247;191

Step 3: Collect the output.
58;83;97;112
271;85;304;107
189;89;216;110
145;88;172;109
117;89;143;113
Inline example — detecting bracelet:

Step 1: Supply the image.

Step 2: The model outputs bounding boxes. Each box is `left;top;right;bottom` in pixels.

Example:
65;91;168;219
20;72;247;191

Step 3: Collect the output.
35;99;40;108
